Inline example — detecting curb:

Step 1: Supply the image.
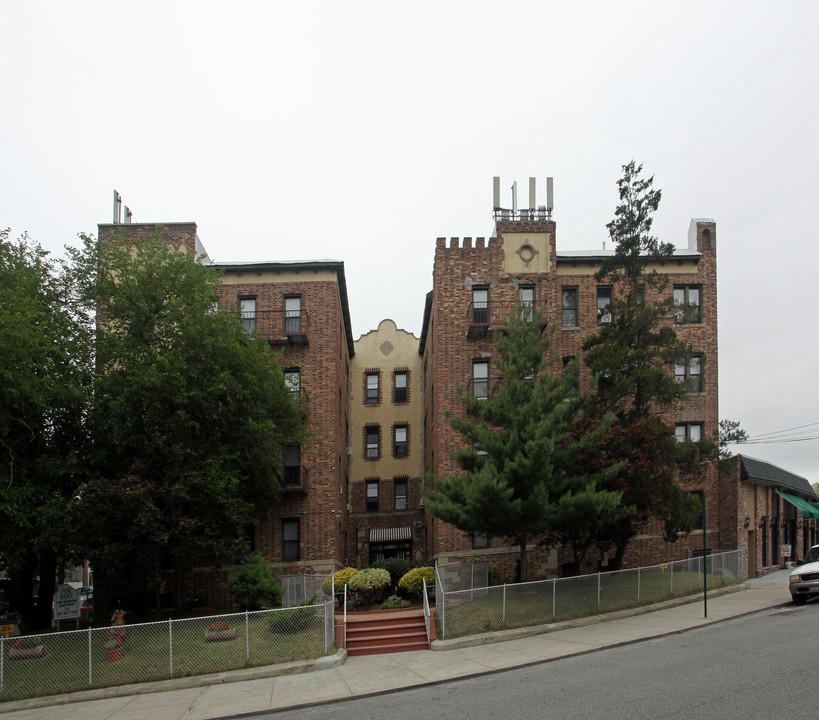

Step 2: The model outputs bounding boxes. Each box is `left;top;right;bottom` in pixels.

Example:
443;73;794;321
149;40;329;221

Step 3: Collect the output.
0;649;347;713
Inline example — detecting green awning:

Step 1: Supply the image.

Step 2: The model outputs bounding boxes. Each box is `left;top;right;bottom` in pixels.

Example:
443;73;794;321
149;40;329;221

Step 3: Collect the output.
776;490;819;519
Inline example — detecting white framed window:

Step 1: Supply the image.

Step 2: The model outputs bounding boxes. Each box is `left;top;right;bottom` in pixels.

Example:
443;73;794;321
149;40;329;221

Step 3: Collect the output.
472;360;489;399
597;286;612;324
240;297;256;333
519;285;534;322
365;372;380;405
675;422;703;442
284;295;302;333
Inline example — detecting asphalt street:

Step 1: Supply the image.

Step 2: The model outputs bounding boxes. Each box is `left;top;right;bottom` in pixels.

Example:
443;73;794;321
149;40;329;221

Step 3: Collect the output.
267;599;817;720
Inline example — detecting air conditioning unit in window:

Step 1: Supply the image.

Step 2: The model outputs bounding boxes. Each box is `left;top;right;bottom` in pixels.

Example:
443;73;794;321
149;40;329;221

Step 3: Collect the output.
347;503;351;512
419;497;425;507
346;447;352;455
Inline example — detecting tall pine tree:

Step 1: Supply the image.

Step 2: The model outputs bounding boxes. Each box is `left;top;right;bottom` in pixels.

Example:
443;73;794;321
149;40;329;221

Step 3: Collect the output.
582;162;708;569
424;306;622;580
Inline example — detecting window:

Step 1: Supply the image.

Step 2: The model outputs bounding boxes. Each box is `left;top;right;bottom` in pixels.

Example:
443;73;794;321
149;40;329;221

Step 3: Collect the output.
209;298;219;315
283;447;301;487
240;297;256;333
562;356;579;392
365;372;380;405
472;287;489;324
394;478;408;511
674;286;702;324
675;423;703;442
472;359;489;399
282;519;300;561
519;285;534;322
365;425;380;459
674;355;702;392
394;371;408;404
473;532;489;549
284;295;302;333
562;287;578;327
366;480;379;512
393;425;408;458
597;286;612;325
284;369;300;403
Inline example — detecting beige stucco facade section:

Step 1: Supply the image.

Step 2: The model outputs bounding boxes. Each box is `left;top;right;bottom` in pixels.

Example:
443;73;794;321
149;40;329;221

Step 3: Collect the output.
501;232;552;274
349;319;424;482
217;268;339;285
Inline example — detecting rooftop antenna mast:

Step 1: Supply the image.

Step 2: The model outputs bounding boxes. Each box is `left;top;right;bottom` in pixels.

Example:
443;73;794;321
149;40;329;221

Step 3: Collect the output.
113;190;122;224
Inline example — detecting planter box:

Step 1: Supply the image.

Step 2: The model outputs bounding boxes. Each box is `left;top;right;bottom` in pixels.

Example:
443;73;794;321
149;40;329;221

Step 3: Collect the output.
9;644;47;660
204;628;238;642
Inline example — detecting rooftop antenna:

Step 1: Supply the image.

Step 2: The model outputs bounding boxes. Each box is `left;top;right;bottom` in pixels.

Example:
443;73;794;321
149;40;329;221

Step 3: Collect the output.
113;190;122;224
546;177;554;214
124;206;133;223
511;181;518;213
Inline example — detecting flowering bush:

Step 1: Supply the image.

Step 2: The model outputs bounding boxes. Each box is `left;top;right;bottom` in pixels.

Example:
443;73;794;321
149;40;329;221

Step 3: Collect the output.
207;621;231;633
398;567;435;602
110;608;126;625
348;568;391;606
321;566;357;596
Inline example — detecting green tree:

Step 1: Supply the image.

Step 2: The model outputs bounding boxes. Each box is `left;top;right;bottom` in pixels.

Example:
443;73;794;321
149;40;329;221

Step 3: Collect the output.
424;307;622;581
582;162;708;569
0;229;93;629
226;552;283;610
71;230;305;612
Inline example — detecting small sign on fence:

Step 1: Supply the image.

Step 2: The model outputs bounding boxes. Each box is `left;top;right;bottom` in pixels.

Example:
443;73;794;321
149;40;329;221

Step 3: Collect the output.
53;584;80;620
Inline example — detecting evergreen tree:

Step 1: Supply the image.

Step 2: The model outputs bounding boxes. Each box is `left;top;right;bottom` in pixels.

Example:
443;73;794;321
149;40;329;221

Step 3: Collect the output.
424;306;622;581
582;162;708;569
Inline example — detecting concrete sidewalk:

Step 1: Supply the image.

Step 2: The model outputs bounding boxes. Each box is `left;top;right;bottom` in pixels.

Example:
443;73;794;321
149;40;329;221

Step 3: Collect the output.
0;571;793;720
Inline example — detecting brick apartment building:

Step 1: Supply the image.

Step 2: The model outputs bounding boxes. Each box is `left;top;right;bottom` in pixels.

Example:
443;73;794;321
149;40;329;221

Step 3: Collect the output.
99;178;817;605
419;185;720;578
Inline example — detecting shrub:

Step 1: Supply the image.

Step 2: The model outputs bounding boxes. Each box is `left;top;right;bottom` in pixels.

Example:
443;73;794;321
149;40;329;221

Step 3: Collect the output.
321;566;357;596
268;597;319;634
371;558;412;587
348;568;391;606
398;567;435;602
227;552;283;610
380;594;408;609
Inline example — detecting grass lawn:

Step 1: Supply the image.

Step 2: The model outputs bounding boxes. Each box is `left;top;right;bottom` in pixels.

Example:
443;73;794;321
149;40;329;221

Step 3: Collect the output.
439;569;737;638
0;610;327;702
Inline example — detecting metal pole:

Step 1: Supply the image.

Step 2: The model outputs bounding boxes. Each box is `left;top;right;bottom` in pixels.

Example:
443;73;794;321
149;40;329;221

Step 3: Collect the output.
169;619;173;677
703;493;708;618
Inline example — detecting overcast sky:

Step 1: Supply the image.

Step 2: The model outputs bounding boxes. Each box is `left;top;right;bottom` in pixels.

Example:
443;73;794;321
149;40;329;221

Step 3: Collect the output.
2;1;818;484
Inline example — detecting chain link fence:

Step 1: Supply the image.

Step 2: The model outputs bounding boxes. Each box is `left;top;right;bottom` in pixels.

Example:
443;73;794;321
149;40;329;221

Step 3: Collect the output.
436;550;744;639
0;599;334;703
281;573;329;607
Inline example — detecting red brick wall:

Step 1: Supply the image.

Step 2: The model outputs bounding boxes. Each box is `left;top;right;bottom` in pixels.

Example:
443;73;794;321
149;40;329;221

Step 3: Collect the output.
422;220;721;573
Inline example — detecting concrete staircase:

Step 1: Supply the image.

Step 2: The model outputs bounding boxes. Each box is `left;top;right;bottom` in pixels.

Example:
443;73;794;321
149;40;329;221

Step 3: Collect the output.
341;607;431;656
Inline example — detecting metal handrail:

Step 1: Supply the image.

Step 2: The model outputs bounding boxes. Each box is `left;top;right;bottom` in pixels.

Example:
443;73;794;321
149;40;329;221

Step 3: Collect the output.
422;578;431;646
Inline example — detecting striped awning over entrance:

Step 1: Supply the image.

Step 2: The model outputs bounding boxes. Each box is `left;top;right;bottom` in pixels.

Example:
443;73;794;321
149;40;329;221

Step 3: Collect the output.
776;489;819;519
369;526;412;542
